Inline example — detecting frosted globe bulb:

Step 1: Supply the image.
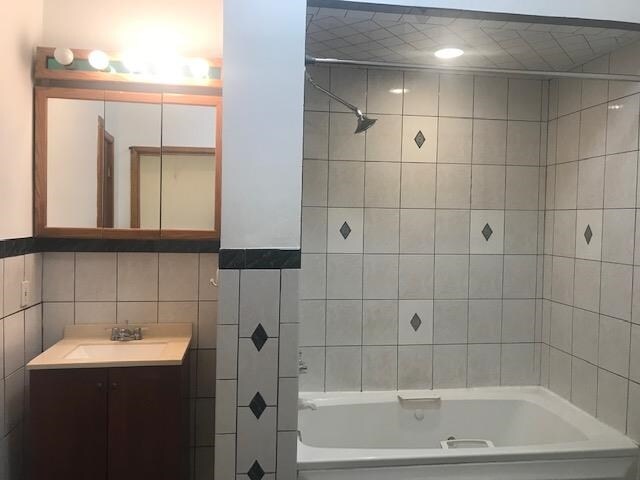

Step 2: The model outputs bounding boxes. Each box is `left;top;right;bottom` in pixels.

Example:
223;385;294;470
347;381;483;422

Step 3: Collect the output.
88;50;110;70
53;47;74;66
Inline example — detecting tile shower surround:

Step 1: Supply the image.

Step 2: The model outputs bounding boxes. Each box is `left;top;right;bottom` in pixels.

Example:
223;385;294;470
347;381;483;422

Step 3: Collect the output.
40;251;218;479
541;41;640;443
300;65;547;393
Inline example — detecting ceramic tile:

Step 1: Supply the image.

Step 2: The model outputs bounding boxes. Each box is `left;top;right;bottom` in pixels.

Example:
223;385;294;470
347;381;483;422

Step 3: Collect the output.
597;369;628;433
326;300;362;346
403;71;438;116
399;209;435;253
303;111;329;159
325;346;362;390
398;345;433;389
437;118;472;164
433;300;467;344
327;254;363;299
439;74;473;117
471;165;505;209
401;116;438;163
117;253;158;301
363;300;398;345
365;115;402;162
328;161;364;207
398;255;433;300
367;69;403;114
474;76;507;120
364;162;400;207
327;208;364;254
472;120;507;165
433;345;467;388
506;121;540;166
239;270;280;337
302;160;328;207
400;163;436;207
468;344;500;387
362;346;397;390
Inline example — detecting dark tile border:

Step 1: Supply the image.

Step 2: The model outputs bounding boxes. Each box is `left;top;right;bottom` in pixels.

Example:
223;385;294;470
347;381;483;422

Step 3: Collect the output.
0;237;220;259
308;0;640;32
219;249;301;270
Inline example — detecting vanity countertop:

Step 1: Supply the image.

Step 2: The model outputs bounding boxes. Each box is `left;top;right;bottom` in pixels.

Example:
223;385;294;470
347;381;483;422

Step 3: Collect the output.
27;323;192;370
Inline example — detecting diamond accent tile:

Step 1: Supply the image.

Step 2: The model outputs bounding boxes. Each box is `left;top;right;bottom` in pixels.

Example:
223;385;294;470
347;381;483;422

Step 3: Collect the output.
251;323;268;351
482;223;493;241
340;221;352;239
584;225;593;245
249;392;267;419
414;130;426;149
410;313;422;332
248;460;265;480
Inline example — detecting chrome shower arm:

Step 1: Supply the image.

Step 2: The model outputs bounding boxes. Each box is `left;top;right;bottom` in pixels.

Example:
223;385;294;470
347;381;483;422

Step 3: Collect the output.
305;70;364;119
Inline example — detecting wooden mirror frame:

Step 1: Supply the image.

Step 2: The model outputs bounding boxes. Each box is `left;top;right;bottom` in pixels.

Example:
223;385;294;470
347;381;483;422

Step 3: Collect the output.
34;87;222;240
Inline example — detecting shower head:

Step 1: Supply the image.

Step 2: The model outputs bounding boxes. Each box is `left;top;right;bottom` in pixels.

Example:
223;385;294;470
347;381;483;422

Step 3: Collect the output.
355;114;377;134
305;69;376;134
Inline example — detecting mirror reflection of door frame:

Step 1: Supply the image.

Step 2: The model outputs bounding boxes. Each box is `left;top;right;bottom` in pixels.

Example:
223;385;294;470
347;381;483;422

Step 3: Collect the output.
129;146;216;229
34;87;222;240
97;116;115;228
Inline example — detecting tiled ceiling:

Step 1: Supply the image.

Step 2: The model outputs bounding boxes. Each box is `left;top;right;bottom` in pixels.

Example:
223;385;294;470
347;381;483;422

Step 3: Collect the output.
306;6;640;71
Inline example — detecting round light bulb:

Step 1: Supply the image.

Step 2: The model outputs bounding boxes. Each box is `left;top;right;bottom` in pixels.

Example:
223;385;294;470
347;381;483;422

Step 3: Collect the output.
434;47;464;59
188;58;210;79
53;47;74;66
88;50;110;70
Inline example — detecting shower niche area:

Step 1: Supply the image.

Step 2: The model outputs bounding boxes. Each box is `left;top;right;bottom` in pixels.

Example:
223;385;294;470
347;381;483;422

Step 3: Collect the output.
300;0;640;444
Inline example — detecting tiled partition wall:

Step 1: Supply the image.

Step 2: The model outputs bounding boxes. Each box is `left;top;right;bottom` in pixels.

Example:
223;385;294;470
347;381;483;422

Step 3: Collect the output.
214;268;299;480
40;252;218;479
300;66;547;391
0;253;43;479
542;40;640;441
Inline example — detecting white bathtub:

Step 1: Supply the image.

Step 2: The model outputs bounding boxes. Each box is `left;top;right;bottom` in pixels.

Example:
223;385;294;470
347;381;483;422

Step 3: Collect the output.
297;387;639;480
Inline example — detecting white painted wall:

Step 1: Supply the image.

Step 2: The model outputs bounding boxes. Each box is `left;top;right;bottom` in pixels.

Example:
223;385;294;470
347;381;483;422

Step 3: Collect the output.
47;99;104;228
42;0;222;57
105;101;161;228
345;0;640;24
222;0;306;249
0;0;43;239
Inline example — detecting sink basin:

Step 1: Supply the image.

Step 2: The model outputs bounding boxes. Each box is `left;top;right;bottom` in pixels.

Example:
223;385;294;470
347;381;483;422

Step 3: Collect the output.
64;343;169;361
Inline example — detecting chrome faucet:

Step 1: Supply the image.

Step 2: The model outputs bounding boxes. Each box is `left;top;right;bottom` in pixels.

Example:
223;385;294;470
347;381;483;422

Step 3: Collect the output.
298;351;308;374
111;327;142;342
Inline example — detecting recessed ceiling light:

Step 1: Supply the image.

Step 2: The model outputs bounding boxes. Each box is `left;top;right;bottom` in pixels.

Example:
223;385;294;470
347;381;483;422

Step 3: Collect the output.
389;88;409;94
434;48;464;59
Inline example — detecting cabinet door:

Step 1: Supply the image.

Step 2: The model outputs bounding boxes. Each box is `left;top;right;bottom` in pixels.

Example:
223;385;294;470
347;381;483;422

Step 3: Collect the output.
107;366;183;480
30;368;108;480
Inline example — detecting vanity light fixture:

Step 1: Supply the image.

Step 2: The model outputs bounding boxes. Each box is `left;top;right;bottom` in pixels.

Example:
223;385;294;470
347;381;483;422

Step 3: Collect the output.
88;50;110;70
53;47;74;66
434;47;464;59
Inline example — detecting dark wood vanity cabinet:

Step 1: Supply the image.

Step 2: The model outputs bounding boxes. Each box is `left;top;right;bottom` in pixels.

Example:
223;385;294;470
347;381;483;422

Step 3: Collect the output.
29;359;189;480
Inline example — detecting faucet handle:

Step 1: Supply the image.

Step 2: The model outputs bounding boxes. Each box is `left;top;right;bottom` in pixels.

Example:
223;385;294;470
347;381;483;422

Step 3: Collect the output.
110;327;119;341
133;327;142;340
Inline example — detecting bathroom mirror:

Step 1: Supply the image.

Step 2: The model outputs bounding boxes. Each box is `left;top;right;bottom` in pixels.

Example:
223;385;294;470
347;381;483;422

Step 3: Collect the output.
35;87;221;239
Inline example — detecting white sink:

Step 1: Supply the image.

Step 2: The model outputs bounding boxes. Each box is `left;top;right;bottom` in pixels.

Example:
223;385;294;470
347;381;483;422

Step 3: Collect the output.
64;343;169;361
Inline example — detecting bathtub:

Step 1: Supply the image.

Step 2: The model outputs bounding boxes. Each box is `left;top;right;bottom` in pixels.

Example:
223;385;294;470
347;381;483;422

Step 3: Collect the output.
297;387;639;480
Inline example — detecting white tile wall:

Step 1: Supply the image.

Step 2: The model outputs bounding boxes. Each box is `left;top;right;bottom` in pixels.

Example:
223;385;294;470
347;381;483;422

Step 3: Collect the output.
301;66;545;393
0;253;43;480
542;40;640;440
215;268;299;480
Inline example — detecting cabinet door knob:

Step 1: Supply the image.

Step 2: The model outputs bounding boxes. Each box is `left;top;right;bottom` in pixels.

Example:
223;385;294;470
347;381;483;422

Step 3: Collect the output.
97;382;103;389
111;382;118;389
